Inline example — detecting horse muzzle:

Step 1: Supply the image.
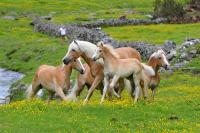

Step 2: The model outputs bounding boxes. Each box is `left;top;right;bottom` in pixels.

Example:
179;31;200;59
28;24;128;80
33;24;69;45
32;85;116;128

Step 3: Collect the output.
80;69;85;74
63;58;71;65
92;57;97;61
164;64;170;70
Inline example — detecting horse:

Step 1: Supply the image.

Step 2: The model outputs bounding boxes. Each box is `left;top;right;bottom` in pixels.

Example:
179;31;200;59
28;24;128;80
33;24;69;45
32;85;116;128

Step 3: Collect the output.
92;42;155;104
63;40;141;104
26;58;85;103
141;49;170;99
66;63;96;102
67;63;123;102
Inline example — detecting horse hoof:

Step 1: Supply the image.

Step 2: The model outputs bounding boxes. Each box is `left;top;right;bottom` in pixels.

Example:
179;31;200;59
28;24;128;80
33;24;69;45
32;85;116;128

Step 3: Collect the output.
100;100;104;104
83;100;88;105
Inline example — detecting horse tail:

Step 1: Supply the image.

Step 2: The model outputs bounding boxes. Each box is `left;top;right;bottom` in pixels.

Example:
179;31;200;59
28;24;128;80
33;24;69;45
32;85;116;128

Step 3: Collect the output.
26;71;40;99
141;63;155;76
26;84;33;99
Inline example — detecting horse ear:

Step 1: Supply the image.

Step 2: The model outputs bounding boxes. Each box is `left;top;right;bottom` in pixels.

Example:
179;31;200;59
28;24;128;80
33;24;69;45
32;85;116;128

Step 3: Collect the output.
74;40;78;44
97;41;104;47
158;49;165;54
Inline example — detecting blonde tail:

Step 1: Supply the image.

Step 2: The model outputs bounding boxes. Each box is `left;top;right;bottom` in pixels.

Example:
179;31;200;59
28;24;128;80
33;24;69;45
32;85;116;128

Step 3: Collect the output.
142;63;155;76
26;84;33;99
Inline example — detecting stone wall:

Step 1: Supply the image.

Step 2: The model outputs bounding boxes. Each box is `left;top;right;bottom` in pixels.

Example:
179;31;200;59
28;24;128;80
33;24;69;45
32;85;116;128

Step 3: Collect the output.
32;18;163;59
31;18;200;70
71;18;169;28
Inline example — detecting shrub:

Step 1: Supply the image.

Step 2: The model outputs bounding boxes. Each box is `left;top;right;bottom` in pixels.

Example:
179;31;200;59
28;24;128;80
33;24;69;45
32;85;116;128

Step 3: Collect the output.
153;0;186;18
188;0;200;4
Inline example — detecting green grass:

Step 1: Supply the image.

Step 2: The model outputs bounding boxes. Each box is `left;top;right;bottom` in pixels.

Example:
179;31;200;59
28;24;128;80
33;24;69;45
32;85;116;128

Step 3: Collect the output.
0;0;200;132
0;18;73;83
186;57;200;69
103;23;200;45
0;0;155;24
0;72;200;133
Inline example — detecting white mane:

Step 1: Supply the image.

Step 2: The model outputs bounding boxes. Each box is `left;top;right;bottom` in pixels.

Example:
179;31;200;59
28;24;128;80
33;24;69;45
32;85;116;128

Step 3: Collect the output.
69;40;104;64
150;49;165;59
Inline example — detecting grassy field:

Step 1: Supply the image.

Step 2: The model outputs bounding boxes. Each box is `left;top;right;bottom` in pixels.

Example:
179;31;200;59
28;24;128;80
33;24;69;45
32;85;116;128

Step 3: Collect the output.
0;0;155;24
0;18;70;83
0;0;187;24
103;23;200;45
0;72;200;132
0;0;200;132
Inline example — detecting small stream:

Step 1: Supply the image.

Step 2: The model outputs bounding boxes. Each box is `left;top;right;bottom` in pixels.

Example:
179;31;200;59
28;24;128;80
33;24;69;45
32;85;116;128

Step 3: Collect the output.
0;68;24;104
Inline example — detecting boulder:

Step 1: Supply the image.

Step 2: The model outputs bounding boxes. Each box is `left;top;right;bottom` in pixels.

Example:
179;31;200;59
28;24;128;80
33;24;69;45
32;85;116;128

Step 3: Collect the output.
173;60;189;69
166;49;176;60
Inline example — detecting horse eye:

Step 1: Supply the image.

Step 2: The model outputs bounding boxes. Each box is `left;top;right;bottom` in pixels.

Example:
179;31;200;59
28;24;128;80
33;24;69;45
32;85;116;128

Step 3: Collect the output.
74;59;76;62
158;57;162;59
99;50;102;52
72;49;75;52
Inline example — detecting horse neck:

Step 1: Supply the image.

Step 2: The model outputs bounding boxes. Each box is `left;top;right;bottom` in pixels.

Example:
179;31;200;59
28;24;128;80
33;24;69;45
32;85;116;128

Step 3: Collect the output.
63;64;72;77
103;48;117;66
81;53;94;67
78;41;96;58
148;57;160;75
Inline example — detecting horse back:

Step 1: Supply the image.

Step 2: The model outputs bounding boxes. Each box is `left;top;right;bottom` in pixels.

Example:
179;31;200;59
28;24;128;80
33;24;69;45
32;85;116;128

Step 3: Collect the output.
115;47;141;61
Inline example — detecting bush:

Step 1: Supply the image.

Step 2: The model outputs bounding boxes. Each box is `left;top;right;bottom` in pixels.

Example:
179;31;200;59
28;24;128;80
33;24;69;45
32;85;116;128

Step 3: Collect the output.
153;0;186;18
187;0;200;10
188;0;200;4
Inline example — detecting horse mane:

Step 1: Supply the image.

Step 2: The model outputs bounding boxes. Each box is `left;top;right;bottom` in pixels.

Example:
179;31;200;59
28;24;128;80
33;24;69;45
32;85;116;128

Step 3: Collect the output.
150;49;165;59
103;44;120;58
148;49;165;69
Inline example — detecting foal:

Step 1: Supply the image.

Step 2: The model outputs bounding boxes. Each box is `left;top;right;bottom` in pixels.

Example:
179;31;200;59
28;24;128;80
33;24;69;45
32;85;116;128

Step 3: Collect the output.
92;42;152;103
141;49;170;99
26;58;84;103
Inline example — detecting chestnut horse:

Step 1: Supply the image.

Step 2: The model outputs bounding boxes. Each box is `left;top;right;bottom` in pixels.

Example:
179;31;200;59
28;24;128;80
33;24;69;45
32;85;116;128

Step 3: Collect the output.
67;63;123;102
92;42;155;104
63;40;141;104
141;49;170;99
26;58;84;103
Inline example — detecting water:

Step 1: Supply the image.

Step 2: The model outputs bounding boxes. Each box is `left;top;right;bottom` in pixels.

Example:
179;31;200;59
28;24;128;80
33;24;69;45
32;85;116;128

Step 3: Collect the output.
0;68;24;104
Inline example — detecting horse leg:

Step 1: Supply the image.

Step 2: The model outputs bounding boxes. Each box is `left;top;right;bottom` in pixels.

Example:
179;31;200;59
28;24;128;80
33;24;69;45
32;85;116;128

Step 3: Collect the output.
133;74;141;104
46;91;54;104
143;81;149;100
55;86;68;101
83;75;103;104
100;75;109;104
76;81;86;97
54;80;68;101
110;75;121;99
118;78;125;96
128;79;135;99
151;88;156;100
107;82;113;100
66;79;85;102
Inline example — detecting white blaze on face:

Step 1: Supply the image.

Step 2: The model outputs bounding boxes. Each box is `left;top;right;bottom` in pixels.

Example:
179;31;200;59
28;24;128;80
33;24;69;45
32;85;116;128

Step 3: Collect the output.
77;58;85;72
62;41;75;60
162;53;170;66
92;47;101;60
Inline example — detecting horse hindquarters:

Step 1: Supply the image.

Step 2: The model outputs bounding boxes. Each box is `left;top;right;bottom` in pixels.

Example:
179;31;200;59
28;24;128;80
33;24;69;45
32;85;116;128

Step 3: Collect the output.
26;72;42;99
